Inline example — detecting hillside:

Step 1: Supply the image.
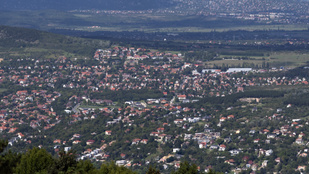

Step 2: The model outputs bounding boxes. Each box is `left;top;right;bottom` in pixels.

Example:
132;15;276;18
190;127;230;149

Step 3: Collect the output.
0;26;110;58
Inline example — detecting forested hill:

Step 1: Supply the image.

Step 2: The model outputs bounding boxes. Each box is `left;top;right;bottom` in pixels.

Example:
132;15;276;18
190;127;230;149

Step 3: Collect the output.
0;0;175;11
0;26;110;58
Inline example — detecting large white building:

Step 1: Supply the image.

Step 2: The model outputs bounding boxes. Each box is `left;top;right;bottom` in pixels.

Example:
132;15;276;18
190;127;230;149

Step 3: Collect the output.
226;68;253;73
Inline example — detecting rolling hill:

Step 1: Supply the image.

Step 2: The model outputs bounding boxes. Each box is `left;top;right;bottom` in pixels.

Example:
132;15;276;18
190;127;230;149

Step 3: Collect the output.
0;25;110;58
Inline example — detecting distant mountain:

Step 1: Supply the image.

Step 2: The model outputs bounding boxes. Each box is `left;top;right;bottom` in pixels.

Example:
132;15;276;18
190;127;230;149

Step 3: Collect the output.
0;0;176;11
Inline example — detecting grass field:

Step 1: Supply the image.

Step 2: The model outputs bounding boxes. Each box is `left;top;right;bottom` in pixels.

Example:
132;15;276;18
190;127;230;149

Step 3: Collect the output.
206;52;309;68
269;52;309;67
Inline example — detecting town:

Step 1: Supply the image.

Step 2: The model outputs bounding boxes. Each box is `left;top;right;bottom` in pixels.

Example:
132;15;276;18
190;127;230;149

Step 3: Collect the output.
1;46;309;173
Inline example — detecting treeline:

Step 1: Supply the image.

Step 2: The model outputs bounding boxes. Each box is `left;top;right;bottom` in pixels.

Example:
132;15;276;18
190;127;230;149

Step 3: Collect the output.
185;51;216;61
184;90;285;107
277;65;309;78
219;51;264;57
0;139;220;174
284;92;309;106
90;89;166;102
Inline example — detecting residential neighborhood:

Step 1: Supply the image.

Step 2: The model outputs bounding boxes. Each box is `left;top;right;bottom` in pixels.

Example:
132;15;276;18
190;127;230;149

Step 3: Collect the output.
0;46;309;173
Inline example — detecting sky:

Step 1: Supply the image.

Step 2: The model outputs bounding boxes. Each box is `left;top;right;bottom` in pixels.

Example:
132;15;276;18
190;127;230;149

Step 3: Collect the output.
0;0;173;11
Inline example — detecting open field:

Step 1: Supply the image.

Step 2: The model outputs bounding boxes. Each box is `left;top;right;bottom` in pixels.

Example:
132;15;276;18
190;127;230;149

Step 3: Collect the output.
206;52;309;68
269;52;309;67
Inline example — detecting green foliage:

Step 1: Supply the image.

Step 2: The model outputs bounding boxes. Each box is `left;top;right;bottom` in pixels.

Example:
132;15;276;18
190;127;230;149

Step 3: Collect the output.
99;161;137;174
15;148;54;174
146;166;161;174
0;140;21;173
184;90;285;108
0;139;8;153
284;92;309;106
184;51;216;62
172;161;198;174
206;169;223;174
278;66;309;78
0;25;110;58
0;150;21;174
0;139;225;174
91;89;164;102
50;149;78;173
5;145;98;174
75;160;97;174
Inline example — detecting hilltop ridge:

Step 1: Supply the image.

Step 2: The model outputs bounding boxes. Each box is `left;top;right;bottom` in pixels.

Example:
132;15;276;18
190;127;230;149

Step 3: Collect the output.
0;25;110;58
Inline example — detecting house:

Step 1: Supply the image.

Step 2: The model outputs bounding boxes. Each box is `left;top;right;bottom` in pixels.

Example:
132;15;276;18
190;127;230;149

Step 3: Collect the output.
174;119;183;124
157;134;166;142
229;149;241;156
120;153;126;159
295;137;303;145
225;159;235;165
116;160;127;166
297;166;306;172
141;139;148;144
173;148;180;153
150;132;159;136
219;144;226;151
17;133;25;139
16;90;28;96
53;139;61;144
299;153;308;157
131;138;141;145
177;95;186;100
184;134;192;140
265;149;273;156
227;115;234;119
210;145;219;150
199;142;207;149
86;140;95;145
72;134;81;139
219;117;226;122
64;147;71;152
105;130;112;135
73;140;81;144
157;127;164;133
262;160;268;168
267;134;276;139
251;164;258;171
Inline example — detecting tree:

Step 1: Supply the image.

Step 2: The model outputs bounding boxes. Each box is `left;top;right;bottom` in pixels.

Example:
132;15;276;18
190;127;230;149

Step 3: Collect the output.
206;169;223;174
146;165;161;174
15;147;54;174
0;148;21;174
50;149;78;173
0;139;8;153
172;161;198;174
75;160;97;174
99;161;137;174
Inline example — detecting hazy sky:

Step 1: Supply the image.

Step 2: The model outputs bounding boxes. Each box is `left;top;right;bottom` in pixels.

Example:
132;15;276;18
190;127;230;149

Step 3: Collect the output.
0;0;173;11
